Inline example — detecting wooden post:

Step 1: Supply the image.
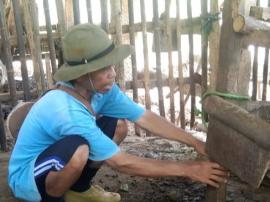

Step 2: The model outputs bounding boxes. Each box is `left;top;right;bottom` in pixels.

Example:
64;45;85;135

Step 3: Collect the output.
100;0;108;32
187;0;195;128
45;53;53;88
110;0;125;89
11;0;31;101
140;0;151;112
0;103;6;151
0;0;16;106
73;0;80;25
153;0;165;117
209;0;220;90
43;0;57;76
176;0;185;129
86;0;93;24
165;0;175;123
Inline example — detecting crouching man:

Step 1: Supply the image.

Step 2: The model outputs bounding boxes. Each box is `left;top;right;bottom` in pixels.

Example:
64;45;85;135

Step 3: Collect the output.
8;24;227;202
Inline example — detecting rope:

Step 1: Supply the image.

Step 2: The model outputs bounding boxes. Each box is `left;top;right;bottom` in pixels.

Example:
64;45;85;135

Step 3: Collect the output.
199;91;250;129
202;12;220;36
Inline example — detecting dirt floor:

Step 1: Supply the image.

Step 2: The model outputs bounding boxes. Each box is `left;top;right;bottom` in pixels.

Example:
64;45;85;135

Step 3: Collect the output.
1;130;270;202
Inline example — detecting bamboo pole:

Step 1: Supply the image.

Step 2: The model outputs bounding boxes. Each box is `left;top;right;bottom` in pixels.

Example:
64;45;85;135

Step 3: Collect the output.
43;0;57;76
100;0;108;32
153;0;165;117
23;0;46;94
73;0;80;25
86;0;93;24
187;0;195;128
110;0;125;89
176;0;185;129
165;0;175;123
12;0;31;101
0;0;16;106
140;0;151;111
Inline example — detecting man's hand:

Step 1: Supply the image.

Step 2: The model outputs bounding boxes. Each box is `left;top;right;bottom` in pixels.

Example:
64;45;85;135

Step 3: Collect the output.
186;161;228;188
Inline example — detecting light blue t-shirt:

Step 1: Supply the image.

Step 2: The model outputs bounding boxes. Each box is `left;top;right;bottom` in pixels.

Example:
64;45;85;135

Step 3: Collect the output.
8;83;145;201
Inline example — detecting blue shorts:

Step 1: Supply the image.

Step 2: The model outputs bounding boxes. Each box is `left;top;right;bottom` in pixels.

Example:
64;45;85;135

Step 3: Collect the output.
34;116;118;201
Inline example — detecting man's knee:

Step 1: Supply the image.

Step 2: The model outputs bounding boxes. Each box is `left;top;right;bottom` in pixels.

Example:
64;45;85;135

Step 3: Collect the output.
113;119;128;144
68;144;89;171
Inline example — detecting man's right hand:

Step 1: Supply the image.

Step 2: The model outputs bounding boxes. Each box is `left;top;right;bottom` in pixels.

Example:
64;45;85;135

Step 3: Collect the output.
185;161;229;188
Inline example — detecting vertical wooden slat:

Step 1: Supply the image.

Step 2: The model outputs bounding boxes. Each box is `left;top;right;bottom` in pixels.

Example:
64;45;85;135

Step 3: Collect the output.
128;0;140;135
0;0;16;105
65;0;74;29
45;53;53;88
176;0;185;129
187;0;195;128
262;0;270;100
252;46;258;101
43;0;57;76
100;0;108;32
23;0;46;94
55;0;66;67
262;48;269;101
55;0;66;35
110;0;125;89
12;0;31;101
86;0;93;24
165;0;175;123
0;103;6;151
140;0;151;111
153;0;165;117
73;0;80;25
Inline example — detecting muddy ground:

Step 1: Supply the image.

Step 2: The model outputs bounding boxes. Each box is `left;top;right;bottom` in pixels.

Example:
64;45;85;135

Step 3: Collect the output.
1;128;270;202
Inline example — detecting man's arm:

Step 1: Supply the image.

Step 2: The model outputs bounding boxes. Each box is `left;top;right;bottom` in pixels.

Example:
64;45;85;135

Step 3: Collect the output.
135;110;206;154
106;151;227;188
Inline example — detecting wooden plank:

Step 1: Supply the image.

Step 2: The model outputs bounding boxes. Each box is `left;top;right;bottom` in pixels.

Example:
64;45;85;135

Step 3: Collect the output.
206;118;269;188
108;17;202;35
165;0;175;123
203;96;270;150
250;6;270;21
65;0;74;29
140;0;151;111
43;0;57;76
0;0;16;106
11;0;31;101
176;0;185;129
187;0;195;128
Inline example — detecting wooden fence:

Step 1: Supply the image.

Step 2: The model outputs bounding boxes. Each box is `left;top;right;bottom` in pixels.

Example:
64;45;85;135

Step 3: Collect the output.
0;0;270;150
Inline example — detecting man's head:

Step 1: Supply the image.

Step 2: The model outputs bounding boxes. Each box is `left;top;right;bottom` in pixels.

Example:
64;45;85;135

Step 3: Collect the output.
54;23;133;92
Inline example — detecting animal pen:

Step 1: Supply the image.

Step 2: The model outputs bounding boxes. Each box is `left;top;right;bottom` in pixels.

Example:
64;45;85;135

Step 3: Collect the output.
0;0;270;201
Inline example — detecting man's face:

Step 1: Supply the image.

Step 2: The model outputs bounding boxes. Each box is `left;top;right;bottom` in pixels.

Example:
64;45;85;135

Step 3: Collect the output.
90;65;116;93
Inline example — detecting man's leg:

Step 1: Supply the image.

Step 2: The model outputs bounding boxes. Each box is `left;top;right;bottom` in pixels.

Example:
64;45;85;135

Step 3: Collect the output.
34;135;89;201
